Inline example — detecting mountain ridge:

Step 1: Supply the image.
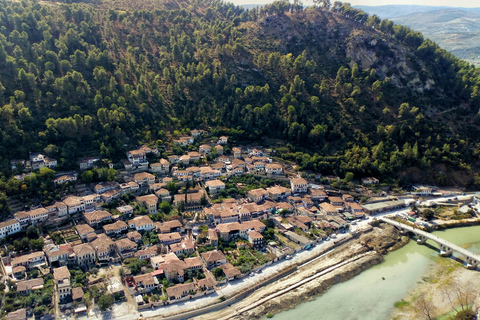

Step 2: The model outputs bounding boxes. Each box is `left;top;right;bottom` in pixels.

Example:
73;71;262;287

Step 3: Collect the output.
355;5;480;19
356;5;480;65
0;0;479;188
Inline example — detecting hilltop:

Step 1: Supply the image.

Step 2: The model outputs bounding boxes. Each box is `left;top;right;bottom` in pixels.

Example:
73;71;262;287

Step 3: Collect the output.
0;0;479;187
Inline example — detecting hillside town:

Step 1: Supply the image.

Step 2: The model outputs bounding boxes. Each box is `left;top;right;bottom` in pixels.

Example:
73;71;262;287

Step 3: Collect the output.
0;129;471;320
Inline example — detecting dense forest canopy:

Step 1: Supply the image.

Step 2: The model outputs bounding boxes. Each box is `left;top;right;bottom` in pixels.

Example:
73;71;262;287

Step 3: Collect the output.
0;0;480;188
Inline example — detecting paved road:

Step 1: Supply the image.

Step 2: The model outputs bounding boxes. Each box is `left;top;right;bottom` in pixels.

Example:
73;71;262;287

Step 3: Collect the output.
221;252;374;320
79;208;408;320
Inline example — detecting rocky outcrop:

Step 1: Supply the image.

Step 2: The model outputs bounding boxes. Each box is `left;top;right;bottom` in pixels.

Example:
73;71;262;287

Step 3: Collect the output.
359;224;410;254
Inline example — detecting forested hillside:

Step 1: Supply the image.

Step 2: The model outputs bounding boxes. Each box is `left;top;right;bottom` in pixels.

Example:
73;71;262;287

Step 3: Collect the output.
0;0;480;187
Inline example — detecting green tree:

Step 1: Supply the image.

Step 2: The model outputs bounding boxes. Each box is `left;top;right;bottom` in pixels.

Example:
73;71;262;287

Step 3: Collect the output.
107;168;118;181
26;226;39;238
97;294;114;311
344;172;354;182
166;182;177;194
160;201;172;215
212;267;224;279
421;209;435;221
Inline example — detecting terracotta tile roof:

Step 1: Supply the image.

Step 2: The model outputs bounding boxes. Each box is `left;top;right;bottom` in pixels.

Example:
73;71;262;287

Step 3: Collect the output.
248;230;263;240
265;163;283;169
320;202;337;213
295;215;313;223
241;220;266;231
134;172;155;181
84;210;112;222
208;229;218;241
277;202;293;210
115;238;137;250
200;250;226;263
91;234;115;252
0;219;19;228
169;239;195;253
151;253;179;265
267;186;290;194
135;247;157;258
103;220;127;232
219;263;241;278
205;180;225;188
184;257;203;269
72;243;95;256
310;189;326;196
127;231;142;240
16;278;44;292
291;177;308;185
166;282;196;298
159;220;183;231
63;196;83;207
136;194;158;205
158;232;181;242
134;273;157;286
72;287;84;300
197;277;215;289
12;266;26;273
6;308;26;320
161;260;187;273
12;251;45;266
129;215;154;226
248;188;269;198
44;246;69;258
329;196;344;203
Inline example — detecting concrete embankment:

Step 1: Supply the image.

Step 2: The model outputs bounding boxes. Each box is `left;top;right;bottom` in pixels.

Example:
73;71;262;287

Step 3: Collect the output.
194;223;408;320
227;252;383;320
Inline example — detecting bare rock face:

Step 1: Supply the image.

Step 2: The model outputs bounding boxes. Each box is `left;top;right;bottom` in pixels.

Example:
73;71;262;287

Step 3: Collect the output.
359;223;408;254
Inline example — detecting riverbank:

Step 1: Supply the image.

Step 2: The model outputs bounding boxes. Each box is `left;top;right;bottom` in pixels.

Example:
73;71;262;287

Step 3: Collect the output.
433;217;480;230
192;223;409;320
391;255;480;319
391;225;480;320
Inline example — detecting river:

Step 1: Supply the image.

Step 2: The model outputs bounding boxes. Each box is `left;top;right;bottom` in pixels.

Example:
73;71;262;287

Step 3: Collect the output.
268;225;480;320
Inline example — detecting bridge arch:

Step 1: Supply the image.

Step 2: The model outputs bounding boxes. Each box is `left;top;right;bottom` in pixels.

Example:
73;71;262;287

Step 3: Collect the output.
379;218;480;270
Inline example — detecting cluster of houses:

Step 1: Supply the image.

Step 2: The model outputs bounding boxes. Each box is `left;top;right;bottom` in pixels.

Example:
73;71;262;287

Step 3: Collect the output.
4;131;413;318
10;153;58;171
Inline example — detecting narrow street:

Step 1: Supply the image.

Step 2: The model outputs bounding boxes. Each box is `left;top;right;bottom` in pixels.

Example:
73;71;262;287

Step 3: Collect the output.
71;209;410;320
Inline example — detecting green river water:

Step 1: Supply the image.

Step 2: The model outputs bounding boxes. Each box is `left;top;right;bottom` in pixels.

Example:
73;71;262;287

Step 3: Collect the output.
268;225;480;320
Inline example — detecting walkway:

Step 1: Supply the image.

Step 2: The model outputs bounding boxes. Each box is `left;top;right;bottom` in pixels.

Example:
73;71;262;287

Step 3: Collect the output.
220;252;375;320
380;217;480;269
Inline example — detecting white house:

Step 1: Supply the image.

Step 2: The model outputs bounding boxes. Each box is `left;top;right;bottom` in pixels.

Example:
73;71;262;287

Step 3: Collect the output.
0;219;21;239
290;177;308;193
218;136;228;145
265;163;283;175
205;180;226;194
128;216;155;232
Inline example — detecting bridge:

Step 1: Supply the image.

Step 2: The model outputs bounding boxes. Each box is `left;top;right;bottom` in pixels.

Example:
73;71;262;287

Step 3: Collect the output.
379;218;480;269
